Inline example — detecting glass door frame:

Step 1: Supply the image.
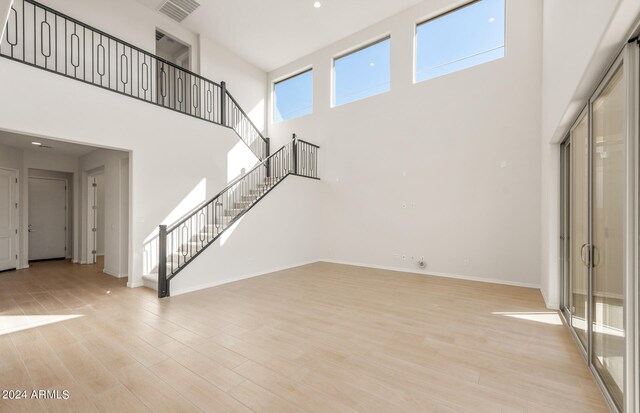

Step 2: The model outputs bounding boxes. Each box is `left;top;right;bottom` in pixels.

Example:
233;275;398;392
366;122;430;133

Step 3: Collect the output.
559;43;638;413
560;105;590;358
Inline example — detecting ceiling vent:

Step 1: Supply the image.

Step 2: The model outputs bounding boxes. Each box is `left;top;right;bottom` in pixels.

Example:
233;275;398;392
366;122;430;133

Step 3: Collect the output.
158;0;200;22
155;31;165;41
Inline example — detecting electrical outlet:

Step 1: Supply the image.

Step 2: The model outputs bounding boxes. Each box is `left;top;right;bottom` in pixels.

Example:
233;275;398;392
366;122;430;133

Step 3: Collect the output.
402;255;406;260
402;203;407;209
463;258;470;266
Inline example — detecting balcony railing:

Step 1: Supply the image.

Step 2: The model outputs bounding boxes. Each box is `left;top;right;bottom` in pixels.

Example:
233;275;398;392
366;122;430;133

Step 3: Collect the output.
0;0;269;159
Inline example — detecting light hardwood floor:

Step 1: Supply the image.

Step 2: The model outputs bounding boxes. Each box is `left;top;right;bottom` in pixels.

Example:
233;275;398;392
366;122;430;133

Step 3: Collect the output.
0;259;608;413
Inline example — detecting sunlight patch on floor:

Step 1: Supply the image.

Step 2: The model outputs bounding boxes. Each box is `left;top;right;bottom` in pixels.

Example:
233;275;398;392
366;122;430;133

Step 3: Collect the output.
0;315;83;335
492;311;562;325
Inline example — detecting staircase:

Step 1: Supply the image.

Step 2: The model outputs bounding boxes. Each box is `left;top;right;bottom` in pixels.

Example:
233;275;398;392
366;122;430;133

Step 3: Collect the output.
146;136;319;297
0;0;321;297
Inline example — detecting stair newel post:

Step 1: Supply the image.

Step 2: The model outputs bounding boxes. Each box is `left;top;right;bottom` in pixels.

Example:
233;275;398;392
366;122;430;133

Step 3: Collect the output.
265;137;271;178
292;133;298;175
220;81;227;127
158;225;169;298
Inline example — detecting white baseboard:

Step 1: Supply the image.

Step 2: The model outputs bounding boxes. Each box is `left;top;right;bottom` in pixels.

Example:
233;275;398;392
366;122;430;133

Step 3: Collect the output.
170;259;319;296
165;258;542;298
128;280;144;288
103;268;126;279
318;259;541;289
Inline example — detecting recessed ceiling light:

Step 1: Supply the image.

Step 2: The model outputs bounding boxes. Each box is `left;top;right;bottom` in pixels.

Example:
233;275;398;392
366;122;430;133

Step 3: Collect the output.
488;17;495;23
313;1;321;8
31;142;42;146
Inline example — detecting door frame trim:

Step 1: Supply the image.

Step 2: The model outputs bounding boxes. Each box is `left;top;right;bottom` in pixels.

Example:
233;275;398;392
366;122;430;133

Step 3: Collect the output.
27;176;69;261
0;166;19;271
84;167;104;265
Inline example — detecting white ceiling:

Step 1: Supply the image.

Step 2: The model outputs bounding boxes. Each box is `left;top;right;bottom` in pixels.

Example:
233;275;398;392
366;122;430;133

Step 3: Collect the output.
0;130;99;157
138;0;425;71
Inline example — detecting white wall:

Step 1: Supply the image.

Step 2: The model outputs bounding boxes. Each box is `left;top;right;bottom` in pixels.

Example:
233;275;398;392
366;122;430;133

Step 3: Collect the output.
80;149;129;277
0;143;21;171
171;177;322;295
268;0;543;288
199;35;268;133
80;149;128;276
540;0;640;307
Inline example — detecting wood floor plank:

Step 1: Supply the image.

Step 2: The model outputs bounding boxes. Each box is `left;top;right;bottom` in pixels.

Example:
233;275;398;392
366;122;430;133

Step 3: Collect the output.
228;379;309;413
148;359;252;413
156;340;246;392
0;259;609;413
91;384;150;413
114;362;200;413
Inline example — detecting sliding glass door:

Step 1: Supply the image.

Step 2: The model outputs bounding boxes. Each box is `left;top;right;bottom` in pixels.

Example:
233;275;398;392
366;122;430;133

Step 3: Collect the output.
560;46;636;413
567;111;589;349
591;64;626;410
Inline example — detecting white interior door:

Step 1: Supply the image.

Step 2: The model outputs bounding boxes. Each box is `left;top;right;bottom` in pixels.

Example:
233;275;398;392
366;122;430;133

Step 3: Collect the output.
0;169;18;271
28;178;67;261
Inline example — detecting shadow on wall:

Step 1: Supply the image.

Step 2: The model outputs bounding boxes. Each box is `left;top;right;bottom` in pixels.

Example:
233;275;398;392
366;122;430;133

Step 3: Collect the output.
142;140;259;275
143;178;207;275
142;99;263;276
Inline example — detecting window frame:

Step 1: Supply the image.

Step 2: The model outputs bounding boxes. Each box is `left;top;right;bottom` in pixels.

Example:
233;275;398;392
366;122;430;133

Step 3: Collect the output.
331;35;391;108
413;0;506;84
272;67;314;123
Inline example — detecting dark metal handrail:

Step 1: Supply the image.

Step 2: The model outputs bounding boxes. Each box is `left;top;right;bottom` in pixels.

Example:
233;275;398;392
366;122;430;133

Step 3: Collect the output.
226;92;265;145
0;0;268;159
168;141;287;233
296;138;320;149
157;136;319;297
